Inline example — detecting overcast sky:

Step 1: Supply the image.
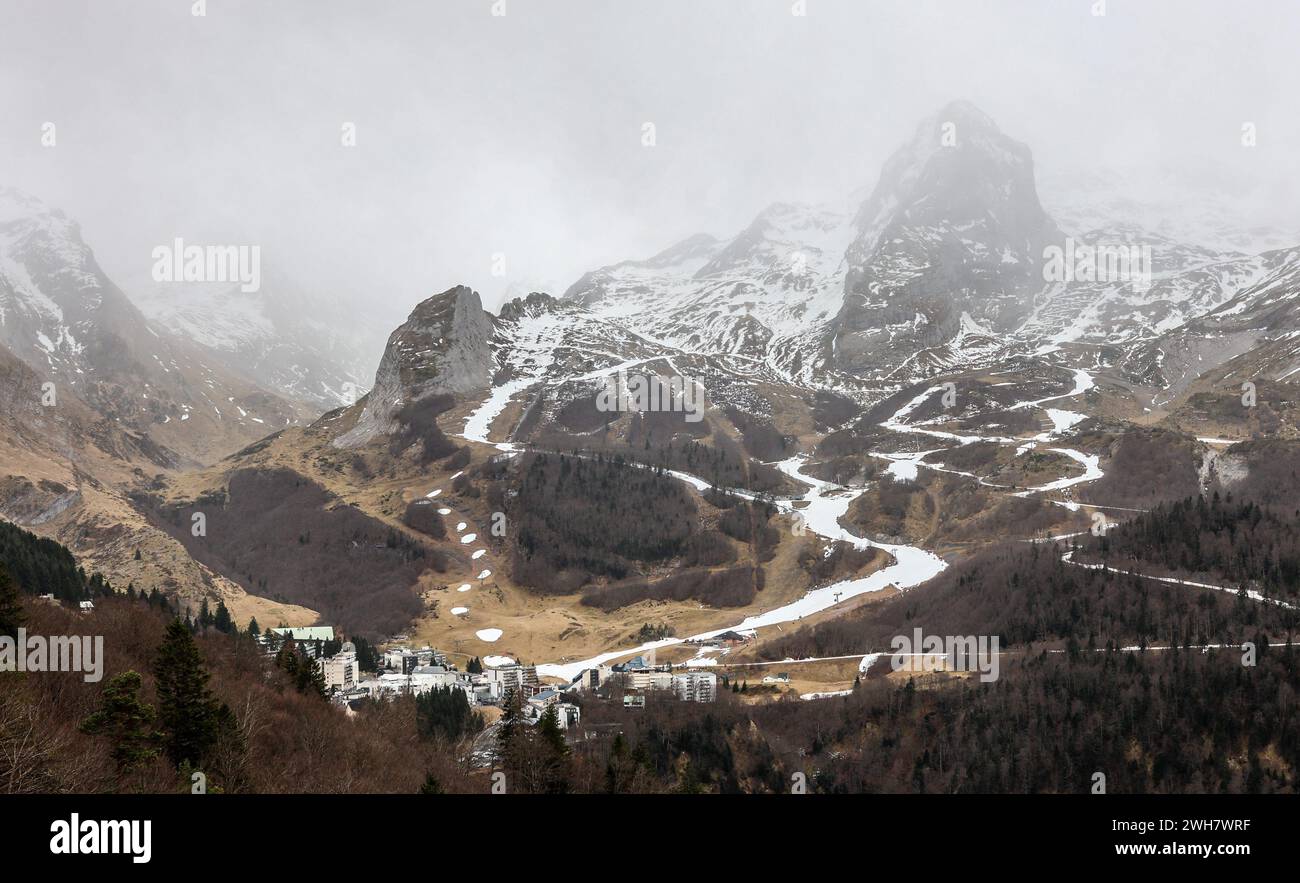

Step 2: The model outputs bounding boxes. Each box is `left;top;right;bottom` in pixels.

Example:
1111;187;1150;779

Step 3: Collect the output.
3;0;1298;330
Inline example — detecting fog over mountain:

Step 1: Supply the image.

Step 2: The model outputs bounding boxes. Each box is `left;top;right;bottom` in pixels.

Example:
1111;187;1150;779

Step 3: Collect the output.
8;0;1300;820
2;0;1297;345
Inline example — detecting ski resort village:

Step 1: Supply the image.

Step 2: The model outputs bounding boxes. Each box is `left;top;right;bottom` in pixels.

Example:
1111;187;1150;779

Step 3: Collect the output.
262;625;720;752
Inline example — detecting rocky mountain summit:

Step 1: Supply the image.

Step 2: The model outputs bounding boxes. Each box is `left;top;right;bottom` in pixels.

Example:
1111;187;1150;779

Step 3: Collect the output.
334;285;496;447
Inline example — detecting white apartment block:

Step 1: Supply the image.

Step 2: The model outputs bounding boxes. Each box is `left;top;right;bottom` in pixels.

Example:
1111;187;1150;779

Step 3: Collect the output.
672;671;717;703
627;670;673;691
486;663;538;694
321;646;361;691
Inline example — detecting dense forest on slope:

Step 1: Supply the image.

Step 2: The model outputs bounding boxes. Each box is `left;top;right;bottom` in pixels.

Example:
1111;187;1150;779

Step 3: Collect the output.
789;648;1300;793
536;409;791;494
560;644;1300;794
758;498;1300;663
0;523;478;793
509;452;698;593
0;519;113;603
1;595;480;793
1077;494;1300;603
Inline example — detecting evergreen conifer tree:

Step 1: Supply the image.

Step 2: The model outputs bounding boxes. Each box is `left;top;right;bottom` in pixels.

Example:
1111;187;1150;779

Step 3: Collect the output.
0;564;24;638
80;670;162;772
153;619;222;768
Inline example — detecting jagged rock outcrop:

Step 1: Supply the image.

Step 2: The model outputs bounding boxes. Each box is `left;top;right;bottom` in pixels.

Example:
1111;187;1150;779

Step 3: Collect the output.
555;103;1068;387
334;285;495;447
830;100;1061;373
498;291;565;321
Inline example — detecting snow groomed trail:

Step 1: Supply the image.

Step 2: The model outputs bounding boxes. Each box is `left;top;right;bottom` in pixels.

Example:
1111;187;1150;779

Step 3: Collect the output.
871;367;1102;497
1061;550;1298;611
455;357;1109;683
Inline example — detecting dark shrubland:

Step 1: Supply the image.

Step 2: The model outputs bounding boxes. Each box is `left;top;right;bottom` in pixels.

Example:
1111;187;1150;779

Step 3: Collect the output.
403;499;447;539
1211;438;1300;505
1079;427;1201;508
580;564;764;611
388;394;460;465
716;499;780;561
555;394;616;433
136;468;430;639
680;531;738;567
797;542;880;584
811;390;859;431
442;445;472;472
726;407;792;462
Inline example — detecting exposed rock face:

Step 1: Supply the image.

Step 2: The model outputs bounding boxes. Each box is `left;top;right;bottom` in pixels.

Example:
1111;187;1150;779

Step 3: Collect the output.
556;102;1067;387
0;186;306;464
498;290;565;321
831;101;1061;374
0;186;163;395
559;205;855;386
334;285;495;447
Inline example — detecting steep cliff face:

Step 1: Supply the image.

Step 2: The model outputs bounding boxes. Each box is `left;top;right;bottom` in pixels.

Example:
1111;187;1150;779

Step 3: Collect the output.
830;101;1060;375
556;103;1066;388
0;186;307;465
334;285;496;447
